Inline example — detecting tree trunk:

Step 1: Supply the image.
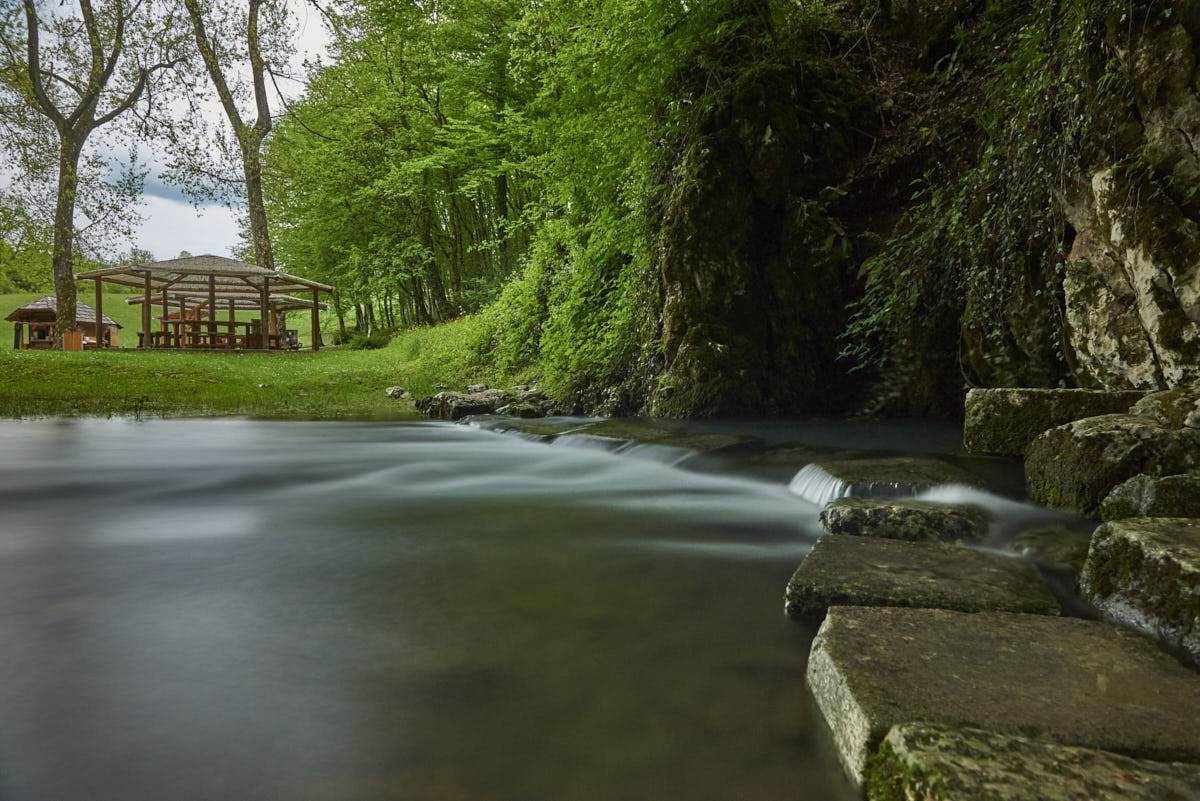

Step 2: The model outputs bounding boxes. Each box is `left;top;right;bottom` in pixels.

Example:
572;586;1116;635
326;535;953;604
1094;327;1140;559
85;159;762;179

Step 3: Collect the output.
52;140;82;344
242;144;274;270
333;290;348;339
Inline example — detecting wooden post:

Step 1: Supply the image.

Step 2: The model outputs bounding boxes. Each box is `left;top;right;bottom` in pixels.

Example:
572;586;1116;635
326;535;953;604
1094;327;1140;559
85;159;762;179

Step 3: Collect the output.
229;298;236;349
260;277;271;350
179;297;187;348
311;289;320;351
160;289;169;346
94;278;103;348
208;275;217;346
141;272;151;348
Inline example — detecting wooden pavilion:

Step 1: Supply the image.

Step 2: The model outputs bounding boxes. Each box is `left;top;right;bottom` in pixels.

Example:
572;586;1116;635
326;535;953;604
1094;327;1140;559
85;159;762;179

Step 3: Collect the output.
6;296;121;350
75;255;333;351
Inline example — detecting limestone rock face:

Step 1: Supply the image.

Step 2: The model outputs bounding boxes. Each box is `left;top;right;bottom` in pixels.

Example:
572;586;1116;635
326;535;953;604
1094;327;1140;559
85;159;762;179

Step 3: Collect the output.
1024;413;1200;514
805;606;1200;786
963;388;1146;455
416;389;516;420
1100;472;1200;521
1080;517;1200;664
784;535;1057;619
867;724;1200;801
1060;23;1200;390
819;497;988;543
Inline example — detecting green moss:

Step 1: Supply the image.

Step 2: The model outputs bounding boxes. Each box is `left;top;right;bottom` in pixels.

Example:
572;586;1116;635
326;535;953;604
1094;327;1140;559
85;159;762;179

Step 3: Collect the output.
1088;527;1200;631
865;738;950;801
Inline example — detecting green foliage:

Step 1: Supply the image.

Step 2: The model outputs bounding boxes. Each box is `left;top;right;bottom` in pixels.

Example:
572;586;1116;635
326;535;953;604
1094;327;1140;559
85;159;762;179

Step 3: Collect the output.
342;330;393;351
843;0;1158;391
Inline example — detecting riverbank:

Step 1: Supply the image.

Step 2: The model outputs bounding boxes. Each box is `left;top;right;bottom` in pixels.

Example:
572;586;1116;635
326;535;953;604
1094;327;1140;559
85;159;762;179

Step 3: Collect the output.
0;315;528;419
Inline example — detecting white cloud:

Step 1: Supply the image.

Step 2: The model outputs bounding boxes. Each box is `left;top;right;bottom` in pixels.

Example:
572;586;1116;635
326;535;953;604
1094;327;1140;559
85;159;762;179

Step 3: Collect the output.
131;196;242;260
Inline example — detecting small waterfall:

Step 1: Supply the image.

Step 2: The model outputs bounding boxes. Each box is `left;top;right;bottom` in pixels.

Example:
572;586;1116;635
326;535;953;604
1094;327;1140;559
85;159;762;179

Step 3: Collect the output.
787;464;850;506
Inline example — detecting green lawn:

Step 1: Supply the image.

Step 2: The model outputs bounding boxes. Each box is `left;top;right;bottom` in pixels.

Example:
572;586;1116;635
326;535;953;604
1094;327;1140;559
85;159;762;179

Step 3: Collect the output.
0;294;527;419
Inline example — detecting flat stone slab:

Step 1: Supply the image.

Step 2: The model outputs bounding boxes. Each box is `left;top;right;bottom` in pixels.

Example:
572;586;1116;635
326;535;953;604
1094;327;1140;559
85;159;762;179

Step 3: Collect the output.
1008;525;1093;576
1080;517;1200;664
806;606;1200;786
788;457;978;506
1100;472;1200;521
964;388;1146;455
867;723;1200;801
784;535;1058;619
819;497;989;543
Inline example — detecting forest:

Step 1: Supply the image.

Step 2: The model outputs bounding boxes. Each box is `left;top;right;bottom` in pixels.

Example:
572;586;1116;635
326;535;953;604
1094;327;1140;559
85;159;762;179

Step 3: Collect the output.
3;0;1198;417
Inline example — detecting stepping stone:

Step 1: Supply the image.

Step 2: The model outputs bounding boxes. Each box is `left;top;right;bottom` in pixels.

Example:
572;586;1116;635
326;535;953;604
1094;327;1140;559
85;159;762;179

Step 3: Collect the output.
1080;517;1200;665
819;497;989;543
783;535;1058;619
1025;414;1200;514
1008;526;1093;576
964;388;1146;455
788;457;977;506
868;723;1200;801
1100;472;1200;521
806;606;1200;786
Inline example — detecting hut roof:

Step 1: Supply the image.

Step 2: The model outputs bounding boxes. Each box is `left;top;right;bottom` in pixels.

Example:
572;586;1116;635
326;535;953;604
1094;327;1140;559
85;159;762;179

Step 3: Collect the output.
5;296;121;327
75;254;333;294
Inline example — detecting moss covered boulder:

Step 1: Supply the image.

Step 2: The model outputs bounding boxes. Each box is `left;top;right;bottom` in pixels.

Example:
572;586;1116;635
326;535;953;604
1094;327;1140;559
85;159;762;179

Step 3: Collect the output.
1130;388;1200;430
866;724;1200;801
1080;517;1200;665
819;497;988;543
1024;414;1200;514
964;388;1147;456
1100;472;1200;521
784;535;1058;619
806;606;1200;786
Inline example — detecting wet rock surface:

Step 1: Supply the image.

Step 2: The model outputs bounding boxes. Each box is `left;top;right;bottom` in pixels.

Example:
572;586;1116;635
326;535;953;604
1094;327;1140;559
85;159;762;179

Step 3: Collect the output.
784;536;1057;620
819;497;988;543
1024;413;1200;514
963;388;1146;455
789;457;977;506
806;606;1200;785
866;723;1200;801
1080;517;1200;664
417;385;553;420
1100;472;1200;521
1008;526;1093;577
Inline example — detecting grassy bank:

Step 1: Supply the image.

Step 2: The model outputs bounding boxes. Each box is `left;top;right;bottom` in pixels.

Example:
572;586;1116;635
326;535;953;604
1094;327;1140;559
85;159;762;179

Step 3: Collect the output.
0;314;530;419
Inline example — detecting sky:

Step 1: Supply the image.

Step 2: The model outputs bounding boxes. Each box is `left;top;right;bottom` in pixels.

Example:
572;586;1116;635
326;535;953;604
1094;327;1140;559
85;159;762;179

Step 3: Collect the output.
130;2;331;262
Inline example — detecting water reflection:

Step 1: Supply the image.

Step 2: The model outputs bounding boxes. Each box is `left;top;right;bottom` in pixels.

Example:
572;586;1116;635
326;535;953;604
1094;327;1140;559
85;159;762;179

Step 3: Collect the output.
0;419;854;801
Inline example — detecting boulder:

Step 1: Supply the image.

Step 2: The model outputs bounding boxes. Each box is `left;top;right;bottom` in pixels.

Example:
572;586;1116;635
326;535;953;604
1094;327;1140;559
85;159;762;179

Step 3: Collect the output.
963;388;1147;455
416;389;516;420
788;457;978;506
466;383;488;393
819;497;989;543
1079;517;1200;664
806;606;1200;786
866;723;1200;801
784;535;1057;620
494;402;546;419
1024;413;1200;514
384;386;407;399
1008;526;1093;576
1130;388;1200;430
1100;472;1200;521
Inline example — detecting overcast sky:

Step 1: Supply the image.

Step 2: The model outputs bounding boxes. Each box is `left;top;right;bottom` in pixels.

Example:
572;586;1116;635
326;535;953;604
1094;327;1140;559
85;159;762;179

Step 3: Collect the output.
131;2;330;261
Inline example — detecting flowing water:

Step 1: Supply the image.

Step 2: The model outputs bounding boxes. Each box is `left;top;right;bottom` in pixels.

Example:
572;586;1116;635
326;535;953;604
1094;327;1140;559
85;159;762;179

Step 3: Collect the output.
0;418;1078;801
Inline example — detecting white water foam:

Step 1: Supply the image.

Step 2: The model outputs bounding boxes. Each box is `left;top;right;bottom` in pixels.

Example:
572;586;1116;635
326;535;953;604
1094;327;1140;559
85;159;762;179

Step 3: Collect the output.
786;463;851;506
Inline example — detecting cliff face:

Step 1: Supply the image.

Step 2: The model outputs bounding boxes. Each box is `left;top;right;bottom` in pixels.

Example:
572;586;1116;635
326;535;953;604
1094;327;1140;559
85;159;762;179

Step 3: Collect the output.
1063;22;1200;390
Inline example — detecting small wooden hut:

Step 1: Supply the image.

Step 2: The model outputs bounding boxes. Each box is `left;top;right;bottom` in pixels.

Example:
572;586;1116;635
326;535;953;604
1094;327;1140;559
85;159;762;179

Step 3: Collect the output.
75;255;333;351
6;296;121;350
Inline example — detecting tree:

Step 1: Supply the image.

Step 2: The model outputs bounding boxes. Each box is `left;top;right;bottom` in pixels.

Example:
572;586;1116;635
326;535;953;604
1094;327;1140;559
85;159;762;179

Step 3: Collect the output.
0;1;185;342
181;0;291;271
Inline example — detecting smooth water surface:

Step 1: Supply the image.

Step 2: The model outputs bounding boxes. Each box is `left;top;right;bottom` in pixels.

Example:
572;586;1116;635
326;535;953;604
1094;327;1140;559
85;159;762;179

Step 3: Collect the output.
0;418;1053;801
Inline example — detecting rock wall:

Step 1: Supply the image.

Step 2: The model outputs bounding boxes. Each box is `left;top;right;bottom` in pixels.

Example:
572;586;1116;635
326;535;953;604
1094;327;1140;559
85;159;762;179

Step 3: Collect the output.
1062;22;1200;390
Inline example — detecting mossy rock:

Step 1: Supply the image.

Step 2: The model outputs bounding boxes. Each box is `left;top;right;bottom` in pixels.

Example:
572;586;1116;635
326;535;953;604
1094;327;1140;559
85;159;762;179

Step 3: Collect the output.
866;724;1200;801
820;497;989;543
1130;388;1200;430
1024;414;1200;514
1008;526;1094;576
1079;517;1200;665
963;388;1147;456
1100;472;1200;521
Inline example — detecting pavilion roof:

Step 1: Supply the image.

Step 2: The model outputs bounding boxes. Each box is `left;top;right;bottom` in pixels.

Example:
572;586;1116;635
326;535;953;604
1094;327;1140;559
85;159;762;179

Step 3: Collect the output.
5;296;121;327
75;254;333;294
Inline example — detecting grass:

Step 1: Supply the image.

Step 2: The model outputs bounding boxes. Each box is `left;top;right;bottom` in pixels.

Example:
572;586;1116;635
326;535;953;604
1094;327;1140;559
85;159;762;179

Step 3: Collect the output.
0;295;532;419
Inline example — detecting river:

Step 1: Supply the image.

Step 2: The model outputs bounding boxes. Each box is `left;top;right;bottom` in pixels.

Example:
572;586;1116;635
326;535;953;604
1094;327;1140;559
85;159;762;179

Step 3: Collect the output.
0;417;1065;800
